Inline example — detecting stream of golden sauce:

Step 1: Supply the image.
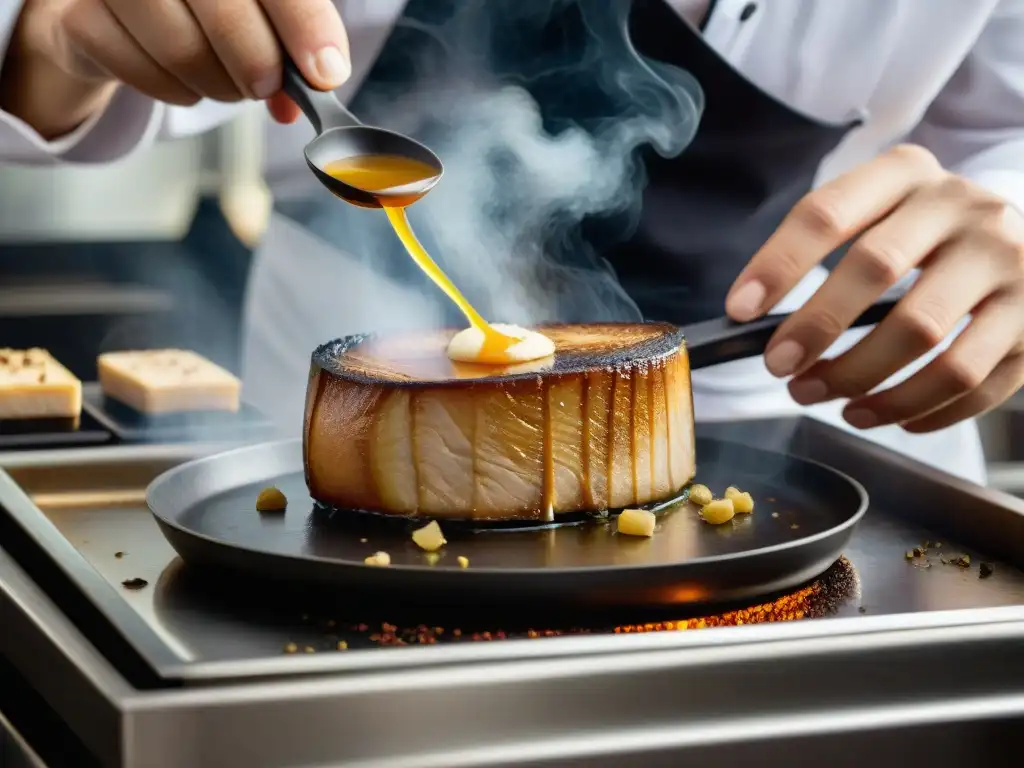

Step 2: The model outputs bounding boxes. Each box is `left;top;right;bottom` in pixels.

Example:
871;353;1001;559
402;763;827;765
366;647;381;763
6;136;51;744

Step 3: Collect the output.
323;155;520;361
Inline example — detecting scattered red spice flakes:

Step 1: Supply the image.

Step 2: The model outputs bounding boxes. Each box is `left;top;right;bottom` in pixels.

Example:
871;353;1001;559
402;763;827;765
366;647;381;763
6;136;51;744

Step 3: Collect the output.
292;559;858;651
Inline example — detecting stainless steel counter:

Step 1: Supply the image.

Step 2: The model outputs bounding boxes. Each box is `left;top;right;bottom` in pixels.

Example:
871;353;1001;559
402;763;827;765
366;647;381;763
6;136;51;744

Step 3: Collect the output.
0;710;45;768
2;418;1024;767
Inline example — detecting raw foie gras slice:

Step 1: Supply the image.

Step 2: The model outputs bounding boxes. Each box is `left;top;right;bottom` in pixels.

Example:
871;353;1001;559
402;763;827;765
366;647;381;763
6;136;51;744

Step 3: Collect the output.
0;348;82;419
303;323;696;522
97;349;241;414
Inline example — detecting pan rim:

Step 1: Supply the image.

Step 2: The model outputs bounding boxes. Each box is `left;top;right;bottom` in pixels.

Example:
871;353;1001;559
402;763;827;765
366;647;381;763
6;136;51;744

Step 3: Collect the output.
147;438;868;577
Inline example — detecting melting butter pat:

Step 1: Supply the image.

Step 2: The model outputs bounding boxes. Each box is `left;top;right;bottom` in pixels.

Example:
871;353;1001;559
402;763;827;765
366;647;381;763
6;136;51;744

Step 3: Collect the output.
98;349;240;414
618;508;656;537
411;520;446;552
725;487;755;514
256;487;287;512
447;324;555;365
700;499;735;525
364;551;391;567
689;483;713;507
0;348;81;419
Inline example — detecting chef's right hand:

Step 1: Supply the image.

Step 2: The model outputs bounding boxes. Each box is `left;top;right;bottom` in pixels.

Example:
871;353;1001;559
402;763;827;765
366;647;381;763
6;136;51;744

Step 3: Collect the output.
3;0;351;136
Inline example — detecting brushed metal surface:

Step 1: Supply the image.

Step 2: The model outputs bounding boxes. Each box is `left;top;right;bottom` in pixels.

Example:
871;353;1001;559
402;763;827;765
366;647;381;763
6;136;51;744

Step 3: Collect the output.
3;418;1024;767
0;710;46;768
2;419;1024;681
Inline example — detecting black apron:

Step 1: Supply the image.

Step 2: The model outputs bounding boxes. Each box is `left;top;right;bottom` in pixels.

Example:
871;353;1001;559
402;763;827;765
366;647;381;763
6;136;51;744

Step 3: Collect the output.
281;0;859;326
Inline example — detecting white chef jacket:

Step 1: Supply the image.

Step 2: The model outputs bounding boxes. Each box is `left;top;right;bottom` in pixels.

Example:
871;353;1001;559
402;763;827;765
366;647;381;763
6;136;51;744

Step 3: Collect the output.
3;0;1022;485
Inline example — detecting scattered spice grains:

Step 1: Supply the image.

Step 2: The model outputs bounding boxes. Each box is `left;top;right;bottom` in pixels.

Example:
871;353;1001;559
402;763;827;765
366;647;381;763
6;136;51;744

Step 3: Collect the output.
121;578;148;590
906;541;995;576
280;558;859;653
939;553;972;569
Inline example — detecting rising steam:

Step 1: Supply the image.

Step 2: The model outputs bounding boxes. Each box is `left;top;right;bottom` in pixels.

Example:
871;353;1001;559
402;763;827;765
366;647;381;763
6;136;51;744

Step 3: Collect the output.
334;0;703;326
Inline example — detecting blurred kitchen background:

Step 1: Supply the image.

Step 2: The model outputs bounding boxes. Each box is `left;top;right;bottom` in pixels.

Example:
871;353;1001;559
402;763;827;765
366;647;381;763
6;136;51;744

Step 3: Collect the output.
0;108;1021;496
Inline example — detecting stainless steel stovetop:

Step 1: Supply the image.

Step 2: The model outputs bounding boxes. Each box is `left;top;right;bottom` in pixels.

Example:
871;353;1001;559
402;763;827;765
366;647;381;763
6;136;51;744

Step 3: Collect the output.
2;417;1024;767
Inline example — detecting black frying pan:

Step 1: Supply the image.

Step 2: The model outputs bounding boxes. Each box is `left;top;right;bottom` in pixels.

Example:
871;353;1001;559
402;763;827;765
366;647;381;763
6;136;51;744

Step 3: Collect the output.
147;301;893;608
148;437;867;609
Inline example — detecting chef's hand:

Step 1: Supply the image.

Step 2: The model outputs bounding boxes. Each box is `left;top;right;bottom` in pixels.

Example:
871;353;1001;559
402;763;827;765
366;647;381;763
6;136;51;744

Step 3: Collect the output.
725;144;1024;433
1;0;350;138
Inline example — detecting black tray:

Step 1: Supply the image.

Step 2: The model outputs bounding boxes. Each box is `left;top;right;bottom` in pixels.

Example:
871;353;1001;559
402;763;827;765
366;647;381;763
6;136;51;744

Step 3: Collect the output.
81;383;275;444
0;410;109;451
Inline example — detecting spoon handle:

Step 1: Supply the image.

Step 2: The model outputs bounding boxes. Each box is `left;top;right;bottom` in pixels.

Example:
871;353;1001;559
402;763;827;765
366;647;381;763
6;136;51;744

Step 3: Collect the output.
280;57;362;134
682;298;898;370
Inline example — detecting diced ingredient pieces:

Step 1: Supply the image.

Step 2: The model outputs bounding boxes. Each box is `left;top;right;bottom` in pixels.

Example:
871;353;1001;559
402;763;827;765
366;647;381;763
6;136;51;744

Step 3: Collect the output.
457;556;470;568
689;483;713;506
365;551;391;566
0;348;82;419
256;486;288;512
724;486;741;501
731;491;754;514
700;499;735;525
97;349;241;414
411;520;447;552
618;508;656;537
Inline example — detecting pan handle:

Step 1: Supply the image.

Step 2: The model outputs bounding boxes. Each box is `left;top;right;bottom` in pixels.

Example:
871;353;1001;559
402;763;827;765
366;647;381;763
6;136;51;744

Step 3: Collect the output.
683;298;898;370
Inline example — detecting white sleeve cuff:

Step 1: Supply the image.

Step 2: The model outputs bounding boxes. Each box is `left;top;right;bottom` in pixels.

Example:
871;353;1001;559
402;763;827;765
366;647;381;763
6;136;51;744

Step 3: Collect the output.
0;85;163;165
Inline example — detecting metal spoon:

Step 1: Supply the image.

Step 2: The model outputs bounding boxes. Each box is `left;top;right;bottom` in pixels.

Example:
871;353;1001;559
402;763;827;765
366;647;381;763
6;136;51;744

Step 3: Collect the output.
280;58;444;208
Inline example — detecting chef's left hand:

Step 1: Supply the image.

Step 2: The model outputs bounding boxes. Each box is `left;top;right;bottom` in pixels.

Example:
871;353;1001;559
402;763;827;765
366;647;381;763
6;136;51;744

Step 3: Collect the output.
725;144;1024;433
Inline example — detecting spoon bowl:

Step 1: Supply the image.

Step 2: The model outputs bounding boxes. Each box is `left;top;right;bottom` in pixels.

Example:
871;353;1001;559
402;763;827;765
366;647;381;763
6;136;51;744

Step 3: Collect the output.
282;58;443;207
304;127;443;207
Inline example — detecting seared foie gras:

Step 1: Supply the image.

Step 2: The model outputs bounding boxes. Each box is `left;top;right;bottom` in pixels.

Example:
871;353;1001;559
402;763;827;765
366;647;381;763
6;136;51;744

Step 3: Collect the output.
0;348;81;420
303;324;696;522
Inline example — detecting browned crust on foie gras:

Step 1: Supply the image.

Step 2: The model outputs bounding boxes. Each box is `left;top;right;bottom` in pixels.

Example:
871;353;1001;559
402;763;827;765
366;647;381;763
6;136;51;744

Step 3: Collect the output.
303;324;697;522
